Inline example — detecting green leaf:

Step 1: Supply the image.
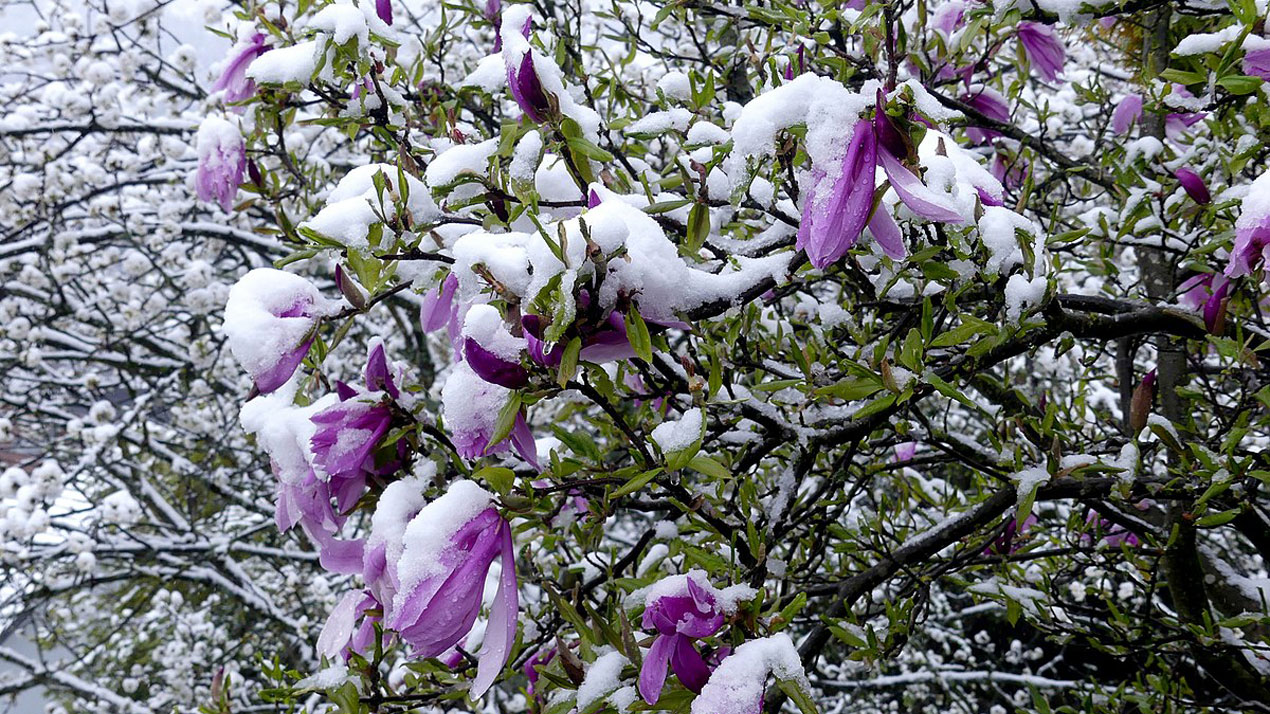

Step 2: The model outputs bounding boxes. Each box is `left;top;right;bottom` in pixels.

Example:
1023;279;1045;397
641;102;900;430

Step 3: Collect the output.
687;455;730;480
474;466;515;496
685;202;710;254
1196;508;1240;528
1218;74;1264;95
815;378;883;401
612;468;662;497
1159;68;1206;86
624;308;654;364
485;392;523;453
558;337;582;387
778;679;819;714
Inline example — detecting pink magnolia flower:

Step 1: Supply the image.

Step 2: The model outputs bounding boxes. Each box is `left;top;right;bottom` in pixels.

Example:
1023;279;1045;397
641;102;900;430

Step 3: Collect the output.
639;574;735;704
442;362;539;468
224;268;334;394
462;304;530;389
1016;22;1065;82
195;117;246;212
796;119;880;268
894;441;917;462
962;85;1010;145
1111;94;1142;135
318;590;383;659
390;481;518;698
1175;167;1211;205
212;33;269;107
1177;272;1230;334
1244;46;1270;80
1227;173;1270;279
524;646;557;700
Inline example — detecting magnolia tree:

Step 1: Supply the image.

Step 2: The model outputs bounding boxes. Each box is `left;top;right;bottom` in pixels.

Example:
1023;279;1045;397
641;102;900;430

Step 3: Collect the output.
6;0;1270;712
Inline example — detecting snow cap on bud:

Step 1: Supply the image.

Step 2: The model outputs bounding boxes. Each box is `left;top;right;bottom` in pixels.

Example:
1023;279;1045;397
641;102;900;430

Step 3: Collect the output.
224;268;335;394
195;117;246;212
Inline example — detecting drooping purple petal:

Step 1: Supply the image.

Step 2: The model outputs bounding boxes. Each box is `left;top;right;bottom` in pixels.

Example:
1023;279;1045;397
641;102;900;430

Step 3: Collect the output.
318;590;365;659
796;118;877;269
470;519;519;698
878;149;965;224
464;338;530;389
1017;22;1065;82
509;410;540;471
1112;94;1143;135
364;342;399;397
867;205;906;259
213;33;270;107
375;0;393;25
1204;278;1230;335
639;634;677;704
1244;47;1270;80
962;86;1010;145
670;635;711;693
421;274;459;333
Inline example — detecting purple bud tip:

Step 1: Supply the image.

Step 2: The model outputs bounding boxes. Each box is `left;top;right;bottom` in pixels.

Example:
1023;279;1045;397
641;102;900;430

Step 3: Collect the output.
1175;167;1211;205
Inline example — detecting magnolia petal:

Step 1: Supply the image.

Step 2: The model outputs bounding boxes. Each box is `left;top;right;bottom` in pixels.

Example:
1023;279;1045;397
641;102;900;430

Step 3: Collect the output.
639;633;677;704
868;206;906;259
317;590;364;659
878;150;964;224
470;519;520;698
670;636;711;694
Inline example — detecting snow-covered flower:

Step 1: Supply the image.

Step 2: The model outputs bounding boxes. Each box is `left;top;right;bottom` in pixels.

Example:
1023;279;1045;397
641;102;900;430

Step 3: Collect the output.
1227;172;1270;280
503;15;553;122
441;362;539;468
1016;22;1065;82
931;0;965;37
638;576;725;703
212;33;269;106
1111;94;1142;135
462;304;530;389
195;117;246;212
390;481;518;698
224;268;335;394
690;634;810;714
894;441;917;462
796;118;879;268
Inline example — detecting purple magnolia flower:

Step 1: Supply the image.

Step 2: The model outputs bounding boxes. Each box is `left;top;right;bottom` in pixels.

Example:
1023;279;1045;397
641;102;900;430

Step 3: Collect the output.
1165;111;1205;140
195;117;247;212
1178;272;1230;335
524;646;556;700
318;590;383;659
1083;511;1140;548
639;575;727;704
1016;22;1065;82
931;0;965;37
503;14;552;122
310;401;393;483
442;362;539;468
274;469;365;574
783;45;806;81
1112;94;1143;135
1175;167;1211;205
984;513;1037;555
962;86;1010;145
375;0;392;25
224;268;333;394
797;118;877;268
213;33;269;107
991;153;1027;190
1244;46;1270;80
894;441;917;462
1228;174;1270;279
390;481;518;698
462;304;530;389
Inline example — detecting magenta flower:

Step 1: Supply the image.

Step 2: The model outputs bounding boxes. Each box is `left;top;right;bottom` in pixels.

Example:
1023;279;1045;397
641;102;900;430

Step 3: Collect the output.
504;16;552;122
1016;22;1065;82
894;441;917;462
984;513;1037;555
1112;94;1143;135
1244;47;1270;80
1175;167;1211;205
212;33;269;107
962;86;1010;145
1178;272;1230;334
797;118;877;268
442;362;539;468
524;646;556;700
639;576;726;704
462;304;530;389
783;45;806;81
375;0;392;25
224;268;333;394
931;0;965;37
390;482;518;697
1165;111;1205;140
195;117;246;212
1084;511;1139;548
311;401;393;483
1228;175;1270;279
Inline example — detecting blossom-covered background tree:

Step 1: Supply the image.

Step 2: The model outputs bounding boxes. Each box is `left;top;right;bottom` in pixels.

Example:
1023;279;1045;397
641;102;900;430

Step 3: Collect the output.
5;0;1270;713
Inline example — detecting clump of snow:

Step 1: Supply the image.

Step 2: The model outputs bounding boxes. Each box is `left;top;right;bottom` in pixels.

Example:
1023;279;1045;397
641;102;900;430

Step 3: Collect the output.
246;40;322;84
510;130;544;183
239;378;338;483
223;269;337;381
1009;465;1050;510
1237;170;1270;233
426;139;500;188
395;480;493;594
307;3;368;46
657;71;692;101
627;108;693;135
691;633;809;714
633;569;756;614
1004;273;1047;321
651;408;704;454
978;207;1038;276
576;650;629;711
99;489;141;526
462;304;527;361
